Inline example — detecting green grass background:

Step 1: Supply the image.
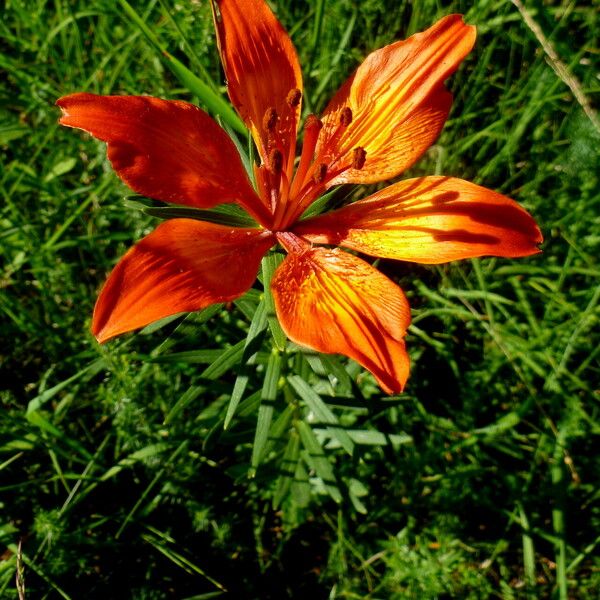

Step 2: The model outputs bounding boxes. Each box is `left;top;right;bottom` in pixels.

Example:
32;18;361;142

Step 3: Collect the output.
1;0;599;598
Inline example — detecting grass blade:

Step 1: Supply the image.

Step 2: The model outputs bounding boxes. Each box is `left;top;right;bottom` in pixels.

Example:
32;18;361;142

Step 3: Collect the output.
116;0;245;134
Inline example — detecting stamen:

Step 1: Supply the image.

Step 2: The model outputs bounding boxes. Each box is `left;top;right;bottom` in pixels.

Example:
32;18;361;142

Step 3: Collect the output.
284;146;361;227
305;114;323;133
269;149;283;174
263;107;278;132
313;163;328;184
308;106;353;182
254;164;269;206
289;115;323;199
264;149;284;213
339;106;353;127
286;88;302;109
352;147;367;170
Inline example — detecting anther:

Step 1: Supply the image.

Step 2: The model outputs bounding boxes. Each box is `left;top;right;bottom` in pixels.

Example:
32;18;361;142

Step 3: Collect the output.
269;148;283;174
286;88;302;109
339;107;353;127
263;107;278;132
351;147;367;170
313;163;328;184
304;114;323;133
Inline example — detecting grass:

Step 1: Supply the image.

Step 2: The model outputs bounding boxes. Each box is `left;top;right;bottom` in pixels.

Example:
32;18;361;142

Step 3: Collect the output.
1;0;599;598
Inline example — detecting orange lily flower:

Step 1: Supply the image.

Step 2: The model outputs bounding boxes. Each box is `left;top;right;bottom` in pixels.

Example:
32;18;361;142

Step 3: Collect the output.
57;1;542;394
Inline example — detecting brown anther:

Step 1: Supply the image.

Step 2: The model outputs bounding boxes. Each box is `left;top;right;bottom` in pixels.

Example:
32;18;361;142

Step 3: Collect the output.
304;114;323;132
263;107;278;132
286;88;302;108
313;163;328;184
269;148;283;174
339;107;353;127
351;147;367;170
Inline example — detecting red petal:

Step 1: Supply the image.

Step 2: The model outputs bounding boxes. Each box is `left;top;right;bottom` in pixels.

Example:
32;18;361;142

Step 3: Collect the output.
212;0;302;177
271;244;411;394
294;177;543;264
313;15;475;186
93;220;274;342
57;93;268;223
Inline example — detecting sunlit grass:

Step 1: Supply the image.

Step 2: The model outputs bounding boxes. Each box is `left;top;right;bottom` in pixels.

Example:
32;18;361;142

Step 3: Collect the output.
1;0;598;598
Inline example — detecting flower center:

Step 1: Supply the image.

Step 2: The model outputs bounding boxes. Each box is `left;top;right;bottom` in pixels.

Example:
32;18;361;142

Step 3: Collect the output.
274;107;367;228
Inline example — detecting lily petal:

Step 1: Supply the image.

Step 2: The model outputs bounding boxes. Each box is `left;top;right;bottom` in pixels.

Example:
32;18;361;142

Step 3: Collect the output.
57;93;268;223
294;177;543;264
314;15;475;186
211;0;302;176
271;244;411;393
93;220;274;342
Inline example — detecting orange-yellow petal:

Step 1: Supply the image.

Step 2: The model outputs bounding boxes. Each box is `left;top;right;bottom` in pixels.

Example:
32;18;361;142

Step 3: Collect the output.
56;93;268;223
294;177;543;264
271;244;411;393
93;220;274;342
314;15;476;186
211;0;302;177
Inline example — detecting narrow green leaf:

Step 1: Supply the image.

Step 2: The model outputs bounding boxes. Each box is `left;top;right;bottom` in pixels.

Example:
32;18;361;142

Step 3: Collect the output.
149;349;224;364
140;313;185;335
291;459;311;508
224;299;268;429
164;385;203;426
348;478;368;514
296;420;342;503
472;398;534;440
163;340;245;425
27;359;106;414
26;412;92;461
116;441;188;538
263;404;294;458
142;532;226;591
99;444;169;481
273;429;300;509
250;349;281;469
314;10;356;100
316;354;353;392
261;253;287;350
233;290;261;322
517;501;536;594
298;187;338;220
203;393;263;453
288;375;354;456
156;0;218;92
342;429;412;447
234;390;262;419
200;339;245;380
143;206;256;227
307;0;325;77
552;433;568;600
